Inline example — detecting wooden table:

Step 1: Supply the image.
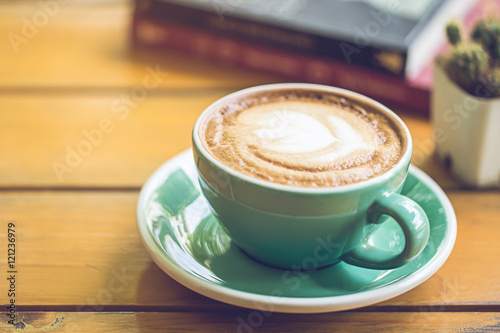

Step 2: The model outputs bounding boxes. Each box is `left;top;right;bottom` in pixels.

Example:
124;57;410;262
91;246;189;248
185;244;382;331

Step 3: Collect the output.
1;1;499;332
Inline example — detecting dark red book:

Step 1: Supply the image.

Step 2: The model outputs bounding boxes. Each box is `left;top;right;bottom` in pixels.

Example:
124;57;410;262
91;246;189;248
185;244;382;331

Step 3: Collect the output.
131;15;430;114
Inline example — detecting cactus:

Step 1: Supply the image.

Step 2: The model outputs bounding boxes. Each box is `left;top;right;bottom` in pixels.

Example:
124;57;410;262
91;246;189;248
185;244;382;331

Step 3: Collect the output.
441;17;500;98
484;67;500;97
446;20;462;45
471;18;500;59
444;43;489;93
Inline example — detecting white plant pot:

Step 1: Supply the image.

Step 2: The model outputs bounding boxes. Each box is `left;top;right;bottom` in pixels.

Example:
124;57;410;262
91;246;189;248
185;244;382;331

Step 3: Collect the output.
431;64;500;188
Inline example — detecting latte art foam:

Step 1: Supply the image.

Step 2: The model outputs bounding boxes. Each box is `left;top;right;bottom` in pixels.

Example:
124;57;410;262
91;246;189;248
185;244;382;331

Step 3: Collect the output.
200;91;405;187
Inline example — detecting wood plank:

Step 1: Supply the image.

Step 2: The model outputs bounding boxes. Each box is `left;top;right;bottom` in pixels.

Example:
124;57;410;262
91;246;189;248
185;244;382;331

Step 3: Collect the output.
0;93;456;188
0;0;281;90
1;312;499;332
0;93;222;187
0;191;498;307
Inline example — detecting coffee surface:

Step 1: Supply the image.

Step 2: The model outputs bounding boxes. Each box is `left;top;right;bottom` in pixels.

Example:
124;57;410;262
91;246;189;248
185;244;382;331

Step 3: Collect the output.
199;90;405;187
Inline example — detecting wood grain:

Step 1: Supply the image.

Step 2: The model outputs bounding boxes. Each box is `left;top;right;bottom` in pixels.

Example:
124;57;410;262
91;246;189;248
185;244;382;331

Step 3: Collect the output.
0;191;498;308
1;312;499;332
0;93;457;188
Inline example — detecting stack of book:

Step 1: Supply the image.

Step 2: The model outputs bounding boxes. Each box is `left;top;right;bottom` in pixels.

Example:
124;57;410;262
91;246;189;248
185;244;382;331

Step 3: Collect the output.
131;0;482;115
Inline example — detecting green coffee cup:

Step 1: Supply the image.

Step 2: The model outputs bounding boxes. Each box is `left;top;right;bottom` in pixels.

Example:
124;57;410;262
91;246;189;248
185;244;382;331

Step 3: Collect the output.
192;83;429;270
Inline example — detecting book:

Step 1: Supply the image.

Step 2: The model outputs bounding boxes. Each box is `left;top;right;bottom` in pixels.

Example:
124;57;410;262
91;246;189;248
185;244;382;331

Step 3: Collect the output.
134;0;477;78
131;15;430;114
131;0;493;114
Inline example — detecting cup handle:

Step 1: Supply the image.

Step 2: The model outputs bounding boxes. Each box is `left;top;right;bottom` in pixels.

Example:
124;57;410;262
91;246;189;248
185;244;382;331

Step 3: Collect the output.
342;192;430;269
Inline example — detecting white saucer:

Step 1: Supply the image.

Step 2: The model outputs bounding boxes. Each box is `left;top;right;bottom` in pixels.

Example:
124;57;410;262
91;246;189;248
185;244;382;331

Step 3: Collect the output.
137;150;457;313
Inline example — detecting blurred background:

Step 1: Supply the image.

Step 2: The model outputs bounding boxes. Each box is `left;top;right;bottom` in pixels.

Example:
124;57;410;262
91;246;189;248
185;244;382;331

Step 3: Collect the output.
1;0;498;188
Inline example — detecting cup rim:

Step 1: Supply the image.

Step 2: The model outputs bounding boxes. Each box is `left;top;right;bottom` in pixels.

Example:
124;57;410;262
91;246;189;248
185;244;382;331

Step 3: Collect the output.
192;83;413;194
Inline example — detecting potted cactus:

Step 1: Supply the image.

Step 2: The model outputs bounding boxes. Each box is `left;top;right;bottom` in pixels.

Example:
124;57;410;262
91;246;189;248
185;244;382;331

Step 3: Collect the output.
432;17;500;188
